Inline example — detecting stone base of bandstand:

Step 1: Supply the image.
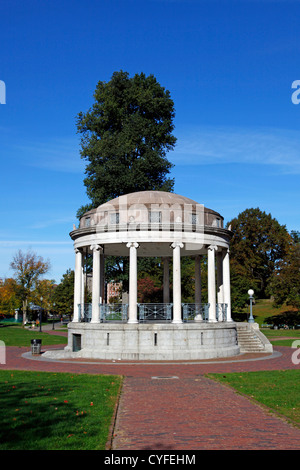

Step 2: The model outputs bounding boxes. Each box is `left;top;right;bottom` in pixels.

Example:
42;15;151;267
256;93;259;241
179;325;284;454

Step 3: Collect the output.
44;321;240;361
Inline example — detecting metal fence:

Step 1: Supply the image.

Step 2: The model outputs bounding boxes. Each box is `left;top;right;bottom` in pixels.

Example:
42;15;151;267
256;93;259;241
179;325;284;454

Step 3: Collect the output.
138;303;172;322
77;302;228;323
100;304;128;323
182;303;209;322
216;303;228;322
78;303;92;322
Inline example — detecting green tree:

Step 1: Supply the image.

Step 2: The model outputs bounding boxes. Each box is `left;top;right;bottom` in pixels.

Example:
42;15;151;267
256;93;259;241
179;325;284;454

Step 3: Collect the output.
31;279;56;318
53;269;75;317
76;70;176;216
76;70;177;289
268;231;300;310
227;208;290;308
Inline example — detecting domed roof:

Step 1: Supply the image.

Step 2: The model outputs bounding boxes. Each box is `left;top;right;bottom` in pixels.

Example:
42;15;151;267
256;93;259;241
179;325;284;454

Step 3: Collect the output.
99;190;200;209
79;190;223;229
71;190;230;253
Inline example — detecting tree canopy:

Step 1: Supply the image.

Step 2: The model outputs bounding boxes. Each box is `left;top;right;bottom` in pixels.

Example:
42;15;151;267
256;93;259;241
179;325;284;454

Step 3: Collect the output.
268;231;300;310
76;70;176;217
227;208;291;307
10;250;51;323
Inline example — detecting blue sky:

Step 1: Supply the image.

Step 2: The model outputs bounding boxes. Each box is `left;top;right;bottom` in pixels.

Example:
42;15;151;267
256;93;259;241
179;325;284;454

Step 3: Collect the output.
1;0;300;283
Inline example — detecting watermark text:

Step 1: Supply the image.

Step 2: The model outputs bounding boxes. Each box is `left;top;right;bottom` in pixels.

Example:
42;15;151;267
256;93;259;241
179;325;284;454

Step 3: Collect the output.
0;340;6;364
291;80;300;105
0;80;6;104
291;340;300;365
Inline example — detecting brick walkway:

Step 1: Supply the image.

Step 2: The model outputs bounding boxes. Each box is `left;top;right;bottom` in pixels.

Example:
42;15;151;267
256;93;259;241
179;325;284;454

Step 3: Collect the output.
1;341;300;450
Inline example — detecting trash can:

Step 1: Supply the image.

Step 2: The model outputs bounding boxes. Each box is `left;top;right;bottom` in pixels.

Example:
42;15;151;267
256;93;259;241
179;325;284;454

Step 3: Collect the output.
31;339;42;355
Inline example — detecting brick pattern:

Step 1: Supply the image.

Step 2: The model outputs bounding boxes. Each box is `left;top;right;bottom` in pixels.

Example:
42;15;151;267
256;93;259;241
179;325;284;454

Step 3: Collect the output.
1;343;300;450
113;375;300;450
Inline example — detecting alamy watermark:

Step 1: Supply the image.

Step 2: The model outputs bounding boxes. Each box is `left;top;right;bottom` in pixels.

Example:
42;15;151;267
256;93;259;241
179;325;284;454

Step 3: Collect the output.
0;80;6;104
291;340;300;365
91;195;206;251
291;80;300;105
0;340;6;364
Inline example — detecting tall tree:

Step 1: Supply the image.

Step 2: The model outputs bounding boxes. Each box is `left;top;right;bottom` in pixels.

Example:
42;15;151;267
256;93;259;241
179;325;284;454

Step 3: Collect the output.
52;269;75;317
10;250;50;324
268;231;300;310
31;279;56;317
76;70;176;216
227;208;290;302
76;71;177;290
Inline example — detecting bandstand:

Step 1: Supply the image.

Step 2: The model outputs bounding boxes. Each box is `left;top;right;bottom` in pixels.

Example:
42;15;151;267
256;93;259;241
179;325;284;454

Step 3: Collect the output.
62;191;241;360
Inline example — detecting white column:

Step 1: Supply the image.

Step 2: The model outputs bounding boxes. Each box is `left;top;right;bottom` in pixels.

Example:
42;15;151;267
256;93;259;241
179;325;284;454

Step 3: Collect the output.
127;242;139;323
207;245;217;322
91;244;103;323
163;257;170;304
195;255;202;305
100;253;105;304
222;248;232;321
73;248;83;322
171;242;184;323
80;252;85;308
217;251;224;321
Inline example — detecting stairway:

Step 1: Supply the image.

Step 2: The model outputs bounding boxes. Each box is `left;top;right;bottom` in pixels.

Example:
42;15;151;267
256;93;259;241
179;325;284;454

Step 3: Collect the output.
236;323;273;353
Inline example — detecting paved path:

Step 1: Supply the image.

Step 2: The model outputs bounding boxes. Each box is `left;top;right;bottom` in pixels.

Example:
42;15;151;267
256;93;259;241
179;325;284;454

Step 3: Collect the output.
1;341;300;450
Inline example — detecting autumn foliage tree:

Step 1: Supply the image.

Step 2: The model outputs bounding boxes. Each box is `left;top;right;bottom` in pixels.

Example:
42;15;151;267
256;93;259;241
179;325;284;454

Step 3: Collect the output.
10;250;50;324
0;278;21;316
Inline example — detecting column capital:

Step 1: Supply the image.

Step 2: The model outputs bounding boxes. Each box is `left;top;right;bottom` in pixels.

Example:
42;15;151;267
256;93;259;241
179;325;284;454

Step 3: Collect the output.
126;242;139;249
75;247;83;254
208;244;218;252
171;241;184;249
90;244;103;252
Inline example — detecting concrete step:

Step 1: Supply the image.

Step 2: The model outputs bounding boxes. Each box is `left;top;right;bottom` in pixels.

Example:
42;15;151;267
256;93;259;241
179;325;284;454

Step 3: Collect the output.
236;323;271;353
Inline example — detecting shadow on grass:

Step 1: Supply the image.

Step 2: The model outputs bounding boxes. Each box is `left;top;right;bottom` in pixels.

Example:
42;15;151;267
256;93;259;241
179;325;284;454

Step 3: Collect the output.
0;371;121;450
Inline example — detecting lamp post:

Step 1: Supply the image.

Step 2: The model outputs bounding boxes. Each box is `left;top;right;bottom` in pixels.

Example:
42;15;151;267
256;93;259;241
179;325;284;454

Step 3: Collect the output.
52;303;56;330
39;296;43;332
248;289;254;323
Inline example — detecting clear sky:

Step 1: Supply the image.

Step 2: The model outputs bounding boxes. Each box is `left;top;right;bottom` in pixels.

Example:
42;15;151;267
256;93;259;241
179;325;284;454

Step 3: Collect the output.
1;0;300;283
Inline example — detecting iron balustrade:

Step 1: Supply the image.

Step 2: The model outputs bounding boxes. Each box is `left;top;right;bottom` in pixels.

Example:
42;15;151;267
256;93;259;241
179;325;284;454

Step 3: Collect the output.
78;302;228;323
138;303;173;322
100;304;128;323
78;303;92;322
216;303;228;322
182;303;209;322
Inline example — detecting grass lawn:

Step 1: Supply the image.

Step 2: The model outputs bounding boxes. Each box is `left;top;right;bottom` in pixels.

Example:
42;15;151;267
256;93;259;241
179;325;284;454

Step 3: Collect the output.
241;298;299;327
0;370;122;450
207;370;300;428
0;324;67;347
261;328;300;347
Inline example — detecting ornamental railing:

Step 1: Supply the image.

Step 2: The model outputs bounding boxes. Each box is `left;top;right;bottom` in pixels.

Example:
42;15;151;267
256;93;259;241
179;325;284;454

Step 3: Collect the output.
182;303;209;322
138;303;173;322
78;303;92;322
100;304;128;323
216;303;228;322
78;302;228;323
